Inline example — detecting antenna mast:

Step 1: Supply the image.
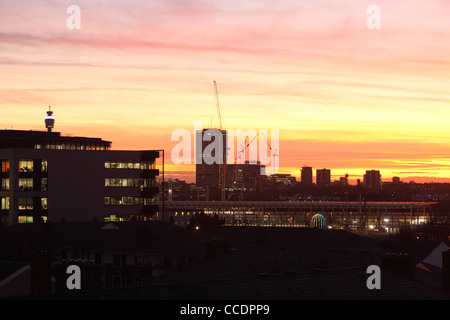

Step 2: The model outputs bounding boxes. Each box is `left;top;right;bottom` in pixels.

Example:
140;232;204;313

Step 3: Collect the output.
45;106;55;132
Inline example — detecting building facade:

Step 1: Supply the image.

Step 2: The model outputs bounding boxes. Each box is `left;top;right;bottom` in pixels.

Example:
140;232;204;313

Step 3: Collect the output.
316;168;331;187
364;170;382;191
195;128;227;200
226;161;263;193
301;166;313;186
0;130;161;227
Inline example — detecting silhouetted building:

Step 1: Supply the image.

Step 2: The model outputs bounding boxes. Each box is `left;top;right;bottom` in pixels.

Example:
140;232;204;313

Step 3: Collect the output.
0;128;161;227
195;128;227;200
0;221;206;295
393;176;401;184
316;168;331;187
226;161;263;195
265;174;296;189
364;170;382;191
339;174;349;187
301;166;313;186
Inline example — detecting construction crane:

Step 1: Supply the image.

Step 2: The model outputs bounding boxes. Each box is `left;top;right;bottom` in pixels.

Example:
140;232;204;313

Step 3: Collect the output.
236;133;259;164
261;132;278;175
213;81;223;130
213;81;226;201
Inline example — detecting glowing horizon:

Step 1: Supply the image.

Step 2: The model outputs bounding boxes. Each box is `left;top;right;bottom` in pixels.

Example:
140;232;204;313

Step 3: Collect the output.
1;0;450;184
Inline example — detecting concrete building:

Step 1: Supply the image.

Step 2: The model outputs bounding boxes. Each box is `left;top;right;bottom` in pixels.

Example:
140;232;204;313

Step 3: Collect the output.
316;168;331;187
264;173;296;189
301;166;313;186
364;170;382;191
226;161;263;194
0;116;162;227
195;128;227;200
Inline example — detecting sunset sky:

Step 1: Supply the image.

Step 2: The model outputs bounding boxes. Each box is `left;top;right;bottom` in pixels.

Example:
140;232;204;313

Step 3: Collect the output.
1;0;450;183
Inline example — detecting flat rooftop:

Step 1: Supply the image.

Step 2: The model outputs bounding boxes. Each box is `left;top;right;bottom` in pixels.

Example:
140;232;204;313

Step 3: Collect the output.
0;129;111;150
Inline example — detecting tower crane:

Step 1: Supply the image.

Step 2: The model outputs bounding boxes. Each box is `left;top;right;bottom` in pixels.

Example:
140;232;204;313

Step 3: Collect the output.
236;133;259;164
213;81;222;130
213;81;225;201
261;132;278;175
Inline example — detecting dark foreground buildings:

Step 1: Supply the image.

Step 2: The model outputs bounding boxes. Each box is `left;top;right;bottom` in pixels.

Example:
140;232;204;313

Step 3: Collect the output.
0;123;162;227
1;222;449;300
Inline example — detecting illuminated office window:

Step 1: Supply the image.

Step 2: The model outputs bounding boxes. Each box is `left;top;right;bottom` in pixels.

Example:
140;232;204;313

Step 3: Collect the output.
104;196;140;205
41;178;48;191
19;160;33;172
41;159;48;172
104;178;153;188
1;178;9;191
1;160;10;173
41;198;48;210
105;161;154;170
1;197;9;210
18;216;33;223
18;197;33;210
19;178;33;191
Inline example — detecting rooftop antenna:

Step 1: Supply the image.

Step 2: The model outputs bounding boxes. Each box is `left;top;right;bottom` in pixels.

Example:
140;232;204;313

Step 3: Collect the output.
45;106;55;132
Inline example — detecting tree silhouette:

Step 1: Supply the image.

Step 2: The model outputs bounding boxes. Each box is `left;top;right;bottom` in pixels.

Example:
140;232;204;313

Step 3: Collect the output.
187;211;224;232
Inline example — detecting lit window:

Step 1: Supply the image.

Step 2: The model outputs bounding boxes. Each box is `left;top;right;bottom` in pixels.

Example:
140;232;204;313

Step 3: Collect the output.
41;198;48;210
18;216;33;223
19;160;33;172
18;197;33;210
1;178;9;191
41;178;48;191
1;160;10;173
1;197;9;210
41;160;48;172
19;178;33;191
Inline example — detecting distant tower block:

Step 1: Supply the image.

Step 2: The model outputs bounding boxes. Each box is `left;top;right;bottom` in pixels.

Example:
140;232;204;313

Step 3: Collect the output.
45;106;55;132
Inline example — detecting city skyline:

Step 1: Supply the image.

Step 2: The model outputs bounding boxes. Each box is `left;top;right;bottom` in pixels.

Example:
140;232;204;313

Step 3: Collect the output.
1;1;450;184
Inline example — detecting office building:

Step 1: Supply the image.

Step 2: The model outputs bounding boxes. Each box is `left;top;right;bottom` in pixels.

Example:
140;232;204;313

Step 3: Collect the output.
316;168;331;187
195;128;227;200
264;173;296;189
0;112;161;227
301;166;313;186
364;170;382;191
392;176;401;184
226;161;263;193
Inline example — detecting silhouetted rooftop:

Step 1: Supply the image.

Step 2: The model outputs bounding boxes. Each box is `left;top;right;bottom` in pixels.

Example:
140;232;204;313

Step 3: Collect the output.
0;129;111;149
0;221;205;257
8;224;449;300
0;261;29;283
